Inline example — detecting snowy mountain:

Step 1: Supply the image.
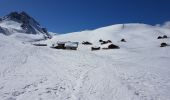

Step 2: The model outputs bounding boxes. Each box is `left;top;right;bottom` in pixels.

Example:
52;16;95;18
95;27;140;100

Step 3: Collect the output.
47;23;170;48
0;12;51;41
0;21;170;100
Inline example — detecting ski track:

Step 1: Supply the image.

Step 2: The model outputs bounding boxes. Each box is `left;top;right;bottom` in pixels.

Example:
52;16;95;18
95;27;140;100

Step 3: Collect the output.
0;44;170;100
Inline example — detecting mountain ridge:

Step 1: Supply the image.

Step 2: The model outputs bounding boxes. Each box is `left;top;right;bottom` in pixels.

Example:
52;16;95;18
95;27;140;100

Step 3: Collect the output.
0;11;51;41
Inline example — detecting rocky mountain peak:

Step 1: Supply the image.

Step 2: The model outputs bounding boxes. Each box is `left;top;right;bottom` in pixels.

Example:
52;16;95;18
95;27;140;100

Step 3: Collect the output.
0;11;51;39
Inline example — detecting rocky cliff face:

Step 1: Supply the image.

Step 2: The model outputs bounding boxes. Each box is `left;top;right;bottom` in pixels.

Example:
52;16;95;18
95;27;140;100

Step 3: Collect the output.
0;11;51;39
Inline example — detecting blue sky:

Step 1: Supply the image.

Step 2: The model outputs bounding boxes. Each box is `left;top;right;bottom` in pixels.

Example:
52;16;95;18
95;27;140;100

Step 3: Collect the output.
0;0;170;33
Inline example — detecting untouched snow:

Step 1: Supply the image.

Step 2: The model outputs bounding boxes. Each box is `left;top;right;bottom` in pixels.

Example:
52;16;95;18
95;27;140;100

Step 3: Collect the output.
0;20;22;30
0;23;170;100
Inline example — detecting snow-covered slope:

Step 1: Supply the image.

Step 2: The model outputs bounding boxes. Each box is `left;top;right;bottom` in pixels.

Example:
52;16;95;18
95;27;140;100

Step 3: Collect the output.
0;23;170;100
0;12;51;41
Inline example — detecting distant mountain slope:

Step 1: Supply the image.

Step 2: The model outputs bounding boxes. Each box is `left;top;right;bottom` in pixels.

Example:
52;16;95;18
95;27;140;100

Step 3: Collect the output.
48;23;170;46
0;11;51;41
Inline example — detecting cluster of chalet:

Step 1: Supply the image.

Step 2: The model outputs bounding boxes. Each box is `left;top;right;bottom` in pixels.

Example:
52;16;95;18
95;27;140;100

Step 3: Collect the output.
32;34;169;50
89;39;122;51
52;41;79;50
157;35;169;47
81;39;125;51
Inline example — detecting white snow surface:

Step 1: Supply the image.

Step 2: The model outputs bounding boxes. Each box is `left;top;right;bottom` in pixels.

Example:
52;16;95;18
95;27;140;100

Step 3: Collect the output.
0;23;170;100
0;20;22;30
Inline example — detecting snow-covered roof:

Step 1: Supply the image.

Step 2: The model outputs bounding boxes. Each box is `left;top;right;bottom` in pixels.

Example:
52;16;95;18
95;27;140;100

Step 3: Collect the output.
65;42;78;48
57;41;67;44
